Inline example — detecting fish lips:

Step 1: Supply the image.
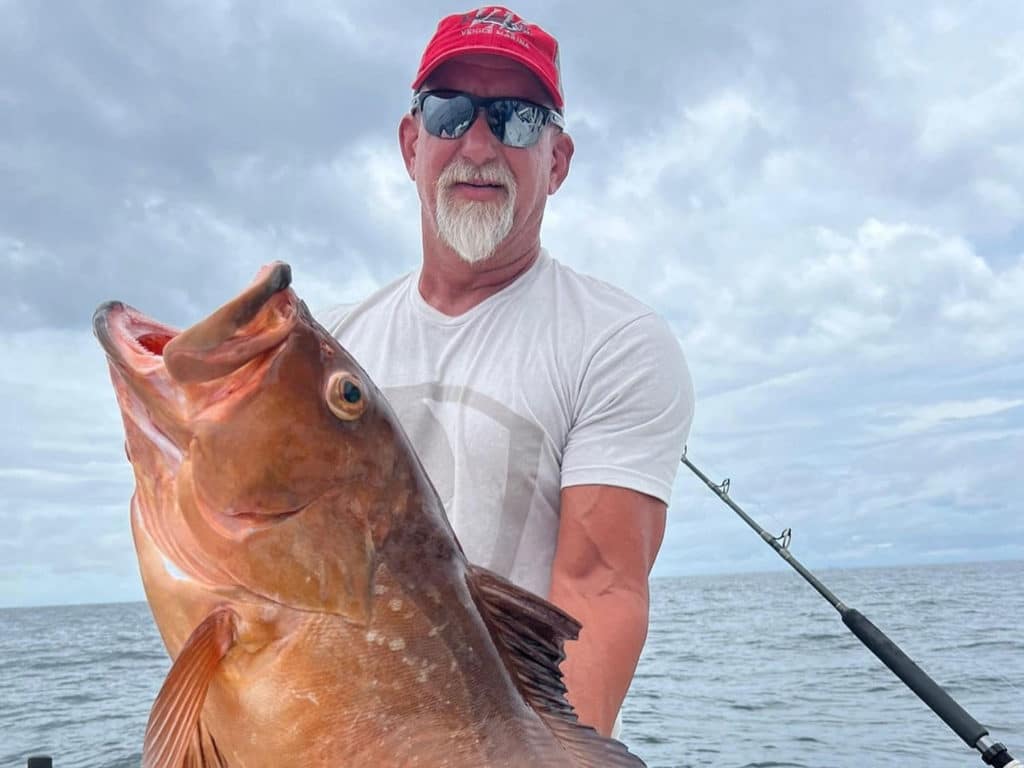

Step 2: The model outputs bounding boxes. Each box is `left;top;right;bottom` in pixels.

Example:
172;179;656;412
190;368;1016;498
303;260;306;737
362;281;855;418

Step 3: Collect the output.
93;300;191;461
162;263;297;385
93;300;180;374
93;262;297;381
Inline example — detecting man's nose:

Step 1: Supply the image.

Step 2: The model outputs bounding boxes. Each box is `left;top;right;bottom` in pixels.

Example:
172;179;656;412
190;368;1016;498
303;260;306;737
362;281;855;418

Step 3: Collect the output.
457;109;500;164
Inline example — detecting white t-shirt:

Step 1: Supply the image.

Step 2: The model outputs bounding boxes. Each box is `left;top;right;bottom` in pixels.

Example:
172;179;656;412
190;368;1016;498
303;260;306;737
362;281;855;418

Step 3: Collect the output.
317;248;694;599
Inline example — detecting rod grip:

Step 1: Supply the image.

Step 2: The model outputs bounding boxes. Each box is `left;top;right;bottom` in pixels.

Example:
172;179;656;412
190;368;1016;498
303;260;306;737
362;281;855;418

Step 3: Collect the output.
841;608;988;748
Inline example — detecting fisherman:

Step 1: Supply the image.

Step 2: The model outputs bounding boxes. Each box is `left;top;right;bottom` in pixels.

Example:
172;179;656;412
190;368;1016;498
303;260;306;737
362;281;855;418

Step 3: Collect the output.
320;6;694;739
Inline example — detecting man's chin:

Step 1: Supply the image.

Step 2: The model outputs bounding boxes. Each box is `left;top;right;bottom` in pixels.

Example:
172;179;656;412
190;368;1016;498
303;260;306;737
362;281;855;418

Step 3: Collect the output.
441;228;506;266
454;249;497;266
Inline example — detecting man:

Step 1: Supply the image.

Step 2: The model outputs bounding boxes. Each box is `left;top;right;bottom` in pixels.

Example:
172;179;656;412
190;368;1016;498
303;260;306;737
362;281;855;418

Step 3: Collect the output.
319;6;693;739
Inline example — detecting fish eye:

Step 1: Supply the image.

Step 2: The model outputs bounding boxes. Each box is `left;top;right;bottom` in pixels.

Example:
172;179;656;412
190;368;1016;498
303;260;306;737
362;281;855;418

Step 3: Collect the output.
326;372;367;421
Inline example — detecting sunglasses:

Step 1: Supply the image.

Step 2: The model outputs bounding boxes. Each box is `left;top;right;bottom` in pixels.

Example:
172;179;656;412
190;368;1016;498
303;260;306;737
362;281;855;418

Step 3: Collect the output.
411;90;565;148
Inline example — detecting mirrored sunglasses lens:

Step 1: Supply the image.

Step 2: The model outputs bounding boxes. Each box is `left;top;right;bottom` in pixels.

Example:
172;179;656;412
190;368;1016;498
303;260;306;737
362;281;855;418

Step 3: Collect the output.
494;101;546;147
423;94;476;139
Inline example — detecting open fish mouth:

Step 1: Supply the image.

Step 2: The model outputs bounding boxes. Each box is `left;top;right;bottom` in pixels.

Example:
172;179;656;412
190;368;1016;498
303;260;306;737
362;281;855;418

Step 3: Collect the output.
92;300;188;467
93;262;299;466
93;300;181;375
93;262;295;381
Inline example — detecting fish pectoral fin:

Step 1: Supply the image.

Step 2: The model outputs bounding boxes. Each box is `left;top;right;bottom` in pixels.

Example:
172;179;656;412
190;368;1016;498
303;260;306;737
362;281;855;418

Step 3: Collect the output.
467;565;646;767
183;719;230;768
143;606;238;768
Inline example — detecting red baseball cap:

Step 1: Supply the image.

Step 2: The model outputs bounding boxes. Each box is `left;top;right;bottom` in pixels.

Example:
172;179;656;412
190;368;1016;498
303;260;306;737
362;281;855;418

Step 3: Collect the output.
412;6;564;110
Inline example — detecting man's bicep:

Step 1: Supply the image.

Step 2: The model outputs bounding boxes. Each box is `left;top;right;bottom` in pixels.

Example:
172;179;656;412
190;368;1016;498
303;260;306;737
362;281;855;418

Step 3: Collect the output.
548;485;665;736
550;485;667;594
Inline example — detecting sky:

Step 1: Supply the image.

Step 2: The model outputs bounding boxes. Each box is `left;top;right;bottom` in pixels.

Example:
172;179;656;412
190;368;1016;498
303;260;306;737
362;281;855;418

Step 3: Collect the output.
2;1;1023;608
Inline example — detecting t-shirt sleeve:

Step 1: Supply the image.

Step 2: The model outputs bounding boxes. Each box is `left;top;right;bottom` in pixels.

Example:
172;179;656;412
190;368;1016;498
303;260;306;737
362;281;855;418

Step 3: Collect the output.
560;313;694;505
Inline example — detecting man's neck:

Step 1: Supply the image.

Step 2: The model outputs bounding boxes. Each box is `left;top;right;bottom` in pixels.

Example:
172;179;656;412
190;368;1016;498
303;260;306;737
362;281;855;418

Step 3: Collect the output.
418;235;541;317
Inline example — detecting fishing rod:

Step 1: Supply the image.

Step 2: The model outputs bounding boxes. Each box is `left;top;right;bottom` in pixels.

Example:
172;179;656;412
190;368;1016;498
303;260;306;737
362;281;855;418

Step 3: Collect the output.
681;449;1021;768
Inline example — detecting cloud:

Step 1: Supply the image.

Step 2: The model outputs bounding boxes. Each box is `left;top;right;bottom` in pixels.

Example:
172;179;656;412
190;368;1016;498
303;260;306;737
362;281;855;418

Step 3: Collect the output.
880;398;1024;437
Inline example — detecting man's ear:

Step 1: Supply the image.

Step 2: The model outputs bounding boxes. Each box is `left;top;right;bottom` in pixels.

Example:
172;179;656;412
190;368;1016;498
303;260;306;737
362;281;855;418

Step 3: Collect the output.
399;113;419;181
548;130;574;195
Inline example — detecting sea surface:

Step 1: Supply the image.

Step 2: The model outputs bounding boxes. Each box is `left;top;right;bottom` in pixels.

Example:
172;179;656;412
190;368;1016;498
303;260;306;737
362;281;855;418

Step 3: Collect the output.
1;560;1021;767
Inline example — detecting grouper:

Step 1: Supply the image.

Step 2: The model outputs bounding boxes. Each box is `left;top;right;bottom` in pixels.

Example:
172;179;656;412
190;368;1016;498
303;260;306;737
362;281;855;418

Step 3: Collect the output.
93;263;646;767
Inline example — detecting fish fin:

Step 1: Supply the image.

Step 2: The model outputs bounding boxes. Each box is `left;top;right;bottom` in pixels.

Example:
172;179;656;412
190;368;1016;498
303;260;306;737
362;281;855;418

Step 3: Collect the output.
143;607;237;768
467;565;646;767
182;720;230;768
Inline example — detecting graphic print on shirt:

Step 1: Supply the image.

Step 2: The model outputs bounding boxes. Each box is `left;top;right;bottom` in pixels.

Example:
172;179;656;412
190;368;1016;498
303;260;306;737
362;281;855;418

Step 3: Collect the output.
384;382;545;575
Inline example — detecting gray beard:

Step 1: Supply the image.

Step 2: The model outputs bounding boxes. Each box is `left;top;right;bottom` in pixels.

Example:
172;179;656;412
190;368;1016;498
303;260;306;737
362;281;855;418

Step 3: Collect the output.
434;161;517;265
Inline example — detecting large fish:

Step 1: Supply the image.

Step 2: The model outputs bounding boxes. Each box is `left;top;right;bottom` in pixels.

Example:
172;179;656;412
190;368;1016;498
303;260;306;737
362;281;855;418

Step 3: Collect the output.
94;263;646;767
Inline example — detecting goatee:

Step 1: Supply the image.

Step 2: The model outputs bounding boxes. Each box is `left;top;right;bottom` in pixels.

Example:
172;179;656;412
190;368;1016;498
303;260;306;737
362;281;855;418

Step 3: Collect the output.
435;159;517;265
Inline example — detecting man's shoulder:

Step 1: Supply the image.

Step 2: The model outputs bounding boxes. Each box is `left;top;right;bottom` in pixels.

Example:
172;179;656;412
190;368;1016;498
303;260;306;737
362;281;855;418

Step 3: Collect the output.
314;271;414;336
538;253;688;395
541;252;664;337
545;253;654;312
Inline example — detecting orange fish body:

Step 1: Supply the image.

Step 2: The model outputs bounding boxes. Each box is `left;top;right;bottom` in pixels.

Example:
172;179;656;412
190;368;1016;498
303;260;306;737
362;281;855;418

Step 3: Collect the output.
94;264;645;767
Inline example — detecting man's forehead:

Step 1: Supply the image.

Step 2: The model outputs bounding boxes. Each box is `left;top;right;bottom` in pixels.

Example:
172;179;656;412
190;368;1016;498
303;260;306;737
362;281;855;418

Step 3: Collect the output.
421;54;554;107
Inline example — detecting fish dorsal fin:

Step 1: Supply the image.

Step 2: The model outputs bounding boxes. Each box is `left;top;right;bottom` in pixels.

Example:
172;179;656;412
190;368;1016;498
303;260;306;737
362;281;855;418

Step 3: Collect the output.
144;607;237;768
467;565;646;767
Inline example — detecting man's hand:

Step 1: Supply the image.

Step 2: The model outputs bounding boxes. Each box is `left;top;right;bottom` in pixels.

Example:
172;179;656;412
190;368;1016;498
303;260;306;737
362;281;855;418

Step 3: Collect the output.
547;484;667;737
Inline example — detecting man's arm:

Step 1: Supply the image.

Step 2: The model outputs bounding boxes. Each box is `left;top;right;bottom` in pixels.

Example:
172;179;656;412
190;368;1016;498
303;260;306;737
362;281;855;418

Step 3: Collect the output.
547;483;667;737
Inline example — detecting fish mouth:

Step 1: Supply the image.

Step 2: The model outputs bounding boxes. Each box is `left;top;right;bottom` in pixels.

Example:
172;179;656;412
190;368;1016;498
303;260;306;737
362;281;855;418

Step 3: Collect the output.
93;300;181;376
94;262;295;380
93;262;299;456
93;299;189;467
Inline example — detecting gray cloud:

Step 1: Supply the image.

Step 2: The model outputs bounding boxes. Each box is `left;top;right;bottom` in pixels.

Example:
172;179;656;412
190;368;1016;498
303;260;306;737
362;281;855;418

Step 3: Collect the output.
1;1;432;332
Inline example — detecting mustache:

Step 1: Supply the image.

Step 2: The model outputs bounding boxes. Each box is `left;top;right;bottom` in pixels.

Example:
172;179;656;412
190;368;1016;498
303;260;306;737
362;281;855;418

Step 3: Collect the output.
438;159;516;189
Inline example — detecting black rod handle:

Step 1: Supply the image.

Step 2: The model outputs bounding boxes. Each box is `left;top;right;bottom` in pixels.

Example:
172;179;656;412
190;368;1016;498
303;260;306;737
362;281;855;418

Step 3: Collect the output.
841;607;988;748
27;758;53;768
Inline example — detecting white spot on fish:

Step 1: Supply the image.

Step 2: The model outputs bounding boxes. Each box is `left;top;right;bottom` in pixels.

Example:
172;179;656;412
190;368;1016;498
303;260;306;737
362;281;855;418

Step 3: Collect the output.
416;661;437;684
374;584;389;596
365;630;380;644
388;637;406;651
388;598;403;612
160;554;190;583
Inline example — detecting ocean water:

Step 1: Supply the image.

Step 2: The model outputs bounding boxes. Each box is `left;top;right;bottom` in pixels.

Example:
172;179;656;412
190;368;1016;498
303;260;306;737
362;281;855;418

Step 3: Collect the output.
1;560;1021;767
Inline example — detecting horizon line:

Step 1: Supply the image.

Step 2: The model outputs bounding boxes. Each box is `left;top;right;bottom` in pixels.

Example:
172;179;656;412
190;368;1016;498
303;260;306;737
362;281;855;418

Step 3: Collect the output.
3;556;1021;612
